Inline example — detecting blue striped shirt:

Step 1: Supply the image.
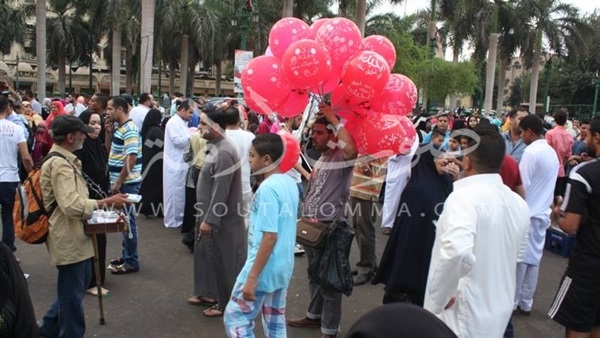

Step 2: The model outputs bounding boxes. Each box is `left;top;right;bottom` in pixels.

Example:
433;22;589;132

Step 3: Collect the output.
108;120;142;184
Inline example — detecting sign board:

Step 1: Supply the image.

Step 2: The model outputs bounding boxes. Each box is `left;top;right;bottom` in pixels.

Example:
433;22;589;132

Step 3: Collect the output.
234;50;253;94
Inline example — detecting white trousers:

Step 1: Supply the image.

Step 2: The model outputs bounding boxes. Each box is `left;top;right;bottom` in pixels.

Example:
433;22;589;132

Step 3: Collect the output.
515;262;540;312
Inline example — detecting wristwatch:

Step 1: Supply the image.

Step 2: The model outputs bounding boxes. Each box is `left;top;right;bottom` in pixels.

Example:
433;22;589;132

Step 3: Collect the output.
333;123;344;133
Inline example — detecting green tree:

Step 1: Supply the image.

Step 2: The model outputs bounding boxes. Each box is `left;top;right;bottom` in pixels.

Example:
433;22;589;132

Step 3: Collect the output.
417;58;478;102
0;0;34;55
518;0;593;112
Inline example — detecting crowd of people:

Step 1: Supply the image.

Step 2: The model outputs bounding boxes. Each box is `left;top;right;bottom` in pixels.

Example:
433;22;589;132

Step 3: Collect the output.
0;78;598;338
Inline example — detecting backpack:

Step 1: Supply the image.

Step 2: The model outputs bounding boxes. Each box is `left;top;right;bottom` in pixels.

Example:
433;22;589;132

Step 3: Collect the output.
13;152;65;244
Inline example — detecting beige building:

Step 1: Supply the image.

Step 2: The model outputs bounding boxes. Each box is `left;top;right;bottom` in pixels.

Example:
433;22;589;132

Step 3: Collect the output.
1;24;235;97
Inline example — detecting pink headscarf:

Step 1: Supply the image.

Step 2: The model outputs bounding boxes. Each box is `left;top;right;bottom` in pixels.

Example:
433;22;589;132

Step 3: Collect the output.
46;101;67;127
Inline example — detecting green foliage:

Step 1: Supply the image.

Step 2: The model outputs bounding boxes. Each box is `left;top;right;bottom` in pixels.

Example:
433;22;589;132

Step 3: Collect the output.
0;1;34;55
508;75;524;107
417;59;478;101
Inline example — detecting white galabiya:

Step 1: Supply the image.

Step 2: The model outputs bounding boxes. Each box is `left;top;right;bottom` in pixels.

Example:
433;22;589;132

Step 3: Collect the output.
163;113;192;228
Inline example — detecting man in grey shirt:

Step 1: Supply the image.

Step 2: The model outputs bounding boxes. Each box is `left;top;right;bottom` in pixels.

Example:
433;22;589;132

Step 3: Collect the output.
192;108;247;317
288;109;358;338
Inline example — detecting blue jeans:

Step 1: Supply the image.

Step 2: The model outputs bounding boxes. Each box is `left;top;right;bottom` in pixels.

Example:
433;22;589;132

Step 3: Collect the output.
39;259;91;338
120;183;140;269
0;182;18;252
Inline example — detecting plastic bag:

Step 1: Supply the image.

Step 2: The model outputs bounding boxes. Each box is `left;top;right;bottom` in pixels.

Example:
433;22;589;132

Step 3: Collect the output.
318;220;355;296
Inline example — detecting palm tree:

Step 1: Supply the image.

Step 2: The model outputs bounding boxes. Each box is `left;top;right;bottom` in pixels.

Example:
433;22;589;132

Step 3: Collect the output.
140;0;155;93
519;0;592;112
0;0;34;54
35;0;46;100
46;0;94;95
282;0;293;17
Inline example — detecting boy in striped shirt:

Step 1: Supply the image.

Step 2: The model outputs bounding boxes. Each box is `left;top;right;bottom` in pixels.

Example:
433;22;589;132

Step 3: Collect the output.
105;96;143;274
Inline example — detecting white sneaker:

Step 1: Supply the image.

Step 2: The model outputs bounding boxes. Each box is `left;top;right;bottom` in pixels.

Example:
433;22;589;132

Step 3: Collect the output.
294;244;305;256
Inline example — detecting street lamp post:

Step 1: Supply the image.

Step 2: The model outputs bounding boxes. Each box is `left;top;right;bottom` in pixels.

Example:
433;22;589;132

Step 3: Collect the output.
542;58;552;114
15;54;19;90
232;0;258;51
593;70;600;116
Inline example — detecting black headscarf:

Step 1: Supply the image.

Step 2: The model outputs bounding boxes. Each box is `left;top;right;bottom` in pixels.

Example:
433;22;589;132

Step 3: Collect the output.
74;109;109;199
142;108;163;140
372;144;453;305
345;303;457;338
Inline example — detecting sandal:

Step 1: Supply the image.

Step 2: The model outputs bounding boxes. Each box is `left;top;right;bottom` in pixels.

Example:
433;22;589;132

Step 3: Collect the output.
110;264;139;274
382;228;391;236
203;304;224;317
187;296;217;307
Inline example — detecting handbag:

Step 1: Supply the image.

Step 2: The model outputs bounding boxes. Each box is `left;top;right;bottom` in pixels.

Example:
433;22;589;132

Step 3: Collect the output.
296;218;329;248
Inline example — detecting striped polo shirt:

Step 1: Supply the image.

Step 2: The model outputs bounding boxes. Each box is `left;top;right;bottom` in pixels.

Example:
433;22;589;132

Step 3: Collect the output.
109;119;142;184
349;156;388;202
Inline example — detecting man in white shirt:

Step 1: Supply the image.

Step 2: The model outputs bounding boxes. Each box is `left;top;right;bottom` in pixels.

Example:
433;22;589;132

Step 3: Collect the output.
0;96;33;252
130;93;154;131
424;127;530;338
22;89;42;116
223;106;255;226
380;138;419;233
515;114;560;315
65;95;86;117
163;100;193;228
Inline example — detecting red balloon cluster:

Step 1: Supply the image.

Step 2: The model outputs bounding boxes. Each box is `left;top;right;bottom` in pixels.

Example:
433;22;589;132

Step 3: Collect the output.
241;17;418;155
278;131;301;173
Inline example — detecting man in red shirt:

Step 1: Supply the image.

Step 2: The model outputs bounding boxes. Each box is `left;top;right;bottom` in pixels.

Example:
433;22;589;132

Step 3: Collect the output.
545;108;573;197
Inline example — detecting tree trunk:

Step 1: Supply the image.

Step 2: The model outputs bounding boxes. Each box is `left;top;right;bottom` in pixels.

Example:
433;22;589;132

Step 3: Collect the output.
355;0;367;37
215;61;222;97
180;34;189;96
188;61;195;96
57;50;66;95
126;48;133;94
496;59;507;113
452;47;459;63
282;0;293;18
169;59;175;94
483;33;499;115
111;25;122;96
529;29;542;114
140;0;155;93
36;0;46;100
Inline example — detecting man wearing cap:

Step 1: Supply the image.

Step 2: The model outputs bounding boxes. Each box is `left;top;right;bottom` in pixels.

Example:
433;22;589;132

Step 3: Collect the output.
38;115;129;338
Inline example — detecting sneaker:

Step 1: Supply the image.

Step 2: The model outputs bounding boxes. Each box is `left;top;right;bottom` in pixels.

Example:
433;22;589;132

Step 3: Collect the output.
353;272;374;286
294;244;305;256
287;317;321;329
107;258;124;271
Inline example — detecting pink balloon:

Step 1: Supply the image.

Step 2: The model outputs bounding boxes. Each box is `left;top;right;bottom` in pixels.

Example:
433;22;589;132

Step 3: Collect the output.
277;90;309;118
315;18;362;72
356;113;415;156
342;51;390;101
278;131;301;173
307;18;330;40
310;73;340;95
397;116;417;155
370;74;418;116
330;85;369;120
264;46;274;56
282;39;332;90
241;56;292;110
362;35;397;69
268;18;310;59
244;87;277;114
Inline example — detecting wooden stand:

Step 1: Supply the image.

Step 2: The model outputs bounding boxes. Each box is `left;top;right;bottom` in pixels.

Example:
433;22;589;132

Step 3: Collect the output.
84;220;127;325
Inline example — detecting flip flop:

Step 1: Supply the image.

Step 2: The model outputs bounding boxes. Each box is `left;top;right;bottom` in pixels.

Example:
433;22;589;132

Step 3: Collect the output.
203;304;224;317
187;296;217;307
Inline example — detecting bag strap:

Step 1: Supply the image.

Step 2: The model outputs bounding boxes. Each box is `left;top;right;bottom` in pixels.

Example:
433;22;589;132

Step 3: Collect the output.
39;151;68;216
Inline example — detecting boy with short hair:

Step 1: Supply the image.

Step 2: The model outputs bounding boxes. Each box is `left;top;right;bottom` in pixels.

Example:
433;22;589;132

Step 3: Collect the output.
224;133;299;338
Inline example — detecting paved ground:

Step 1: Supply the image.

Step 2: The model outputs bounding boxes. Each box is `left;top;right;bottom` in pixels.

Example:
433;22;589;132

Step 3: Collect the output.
16;215;568;337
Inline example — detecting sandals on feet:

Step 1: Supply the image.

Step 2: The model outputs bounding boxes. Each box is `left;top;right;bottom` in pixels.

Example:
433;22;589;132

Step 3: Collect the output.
203;304;224;317
187;296;217;307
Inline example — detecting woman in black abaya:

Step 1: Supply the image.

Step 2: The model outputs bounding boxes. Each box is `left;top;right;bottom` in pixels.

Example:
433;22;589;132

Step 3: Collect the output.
74;110;110;296
371;145;454;306
139;109;164;217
